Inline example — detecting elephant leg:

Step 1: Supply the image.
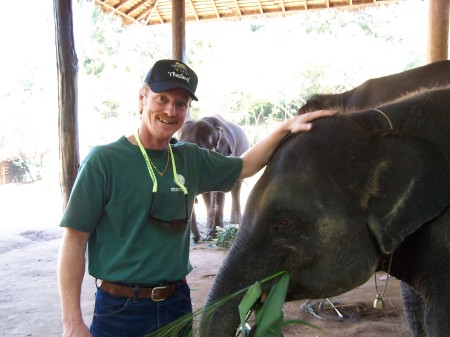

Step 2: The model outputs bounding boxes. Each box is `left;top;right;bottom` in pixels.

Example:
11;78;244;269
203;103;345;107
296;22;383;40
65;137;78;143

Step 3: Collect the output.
206;192;225;238
401;281;426;337
230;180;243;224
202;192;212;215
202;192;214;237
214;191;225;227
190;208;200;243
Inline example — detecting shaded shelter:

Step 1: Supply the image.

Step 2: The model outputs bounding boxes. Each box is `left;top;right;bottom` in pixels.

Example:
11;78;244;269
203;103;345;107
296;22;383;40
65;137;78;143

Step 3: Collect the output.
54;0;449;208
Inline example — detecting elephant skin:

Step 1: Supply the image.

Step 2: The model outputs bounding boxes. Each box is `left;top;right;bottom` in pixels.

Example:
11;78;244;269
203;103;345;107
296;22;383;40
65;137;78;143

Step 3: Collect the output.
298;60;450;114
179;115;249;241
299;61;450;337
202;87;450;337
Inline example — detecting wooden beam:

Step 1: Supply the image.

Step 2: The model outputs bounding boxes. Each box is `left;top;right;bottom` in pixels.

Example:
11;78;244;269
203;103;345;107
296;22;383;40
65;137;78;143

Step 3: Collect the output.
187;0;200;21
125;0;150;17
211;0;221;18
427;0;449;62
172;0;186;62
257;0;264;14
114;0;129;11
95;0;141;24
142;0;163;25
233;0;242;17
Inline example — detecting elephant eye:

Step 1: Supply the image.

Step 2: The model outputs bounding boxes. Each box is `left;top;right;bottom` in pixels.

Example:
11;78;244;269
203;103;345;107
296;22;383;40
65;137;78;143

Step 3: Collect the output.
273;216;295;233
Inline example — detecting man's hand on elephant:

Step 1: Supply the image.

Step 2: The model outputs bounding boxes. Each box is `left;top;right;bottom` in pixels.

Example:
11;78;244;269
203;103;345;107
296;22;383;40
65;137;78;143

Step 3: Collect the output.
288;110;337;133
239;109;336;179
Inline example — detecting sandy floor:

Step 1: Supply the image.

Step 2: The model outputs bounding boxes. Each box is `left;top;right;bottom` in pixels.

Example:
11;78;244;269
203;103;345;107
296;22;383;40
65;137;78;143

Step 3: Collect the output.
0;180;411;337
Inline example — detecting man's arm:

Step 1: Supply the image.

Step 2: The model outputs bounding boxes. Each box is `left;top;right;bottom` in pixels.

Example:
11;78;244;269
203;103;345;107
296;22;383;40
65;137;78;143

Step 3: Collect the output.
58;227;92;337
239;110;336;179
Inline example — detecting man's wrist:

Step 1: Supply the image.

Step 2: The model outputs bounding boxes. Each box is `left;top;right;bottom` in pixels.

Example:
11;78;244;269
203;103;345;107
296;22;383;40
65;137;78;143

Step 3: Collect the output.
62;310;84;324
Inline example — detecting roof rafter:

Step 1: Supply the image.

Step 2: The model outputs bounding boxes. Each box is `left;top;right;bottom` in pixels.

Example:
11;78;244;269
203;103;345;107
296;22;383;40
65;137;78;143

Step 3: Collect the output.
125;0;149;17
233;0;242;17
95;0;401;26
257;0;264;14
188;0;200;20
211;0;221;18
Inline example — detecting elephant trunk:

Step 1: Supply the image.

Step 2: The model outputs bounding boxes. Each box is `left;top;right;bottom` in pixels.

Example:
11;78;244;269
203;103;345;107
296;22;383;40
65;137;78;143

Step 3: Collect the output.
200;247;253;337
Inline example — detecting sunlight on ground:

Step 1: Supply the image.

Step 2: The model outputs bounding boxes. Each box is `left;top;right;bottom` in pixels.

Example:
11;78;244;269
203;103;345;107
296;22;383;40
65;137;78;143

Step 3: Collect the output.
0;179;63;235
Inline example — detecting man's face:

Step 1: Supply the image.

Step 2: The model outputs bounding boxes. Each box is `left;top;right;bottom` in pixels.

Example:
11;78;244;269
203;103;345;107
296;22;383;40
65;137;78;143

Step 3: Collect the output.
139;85;191;143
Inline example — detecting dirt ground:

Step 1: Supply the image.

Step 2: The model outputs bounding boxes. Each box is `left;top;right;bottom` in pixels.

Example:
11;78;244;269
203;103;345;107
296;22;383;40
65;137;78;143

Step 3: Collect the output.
0;181;411;337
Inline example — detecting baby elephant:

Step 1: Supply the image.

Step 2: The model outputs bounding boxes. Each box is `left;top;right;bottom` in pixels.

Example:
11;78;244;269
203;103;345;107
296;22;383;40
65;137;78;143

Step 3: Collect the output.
179;115;249;241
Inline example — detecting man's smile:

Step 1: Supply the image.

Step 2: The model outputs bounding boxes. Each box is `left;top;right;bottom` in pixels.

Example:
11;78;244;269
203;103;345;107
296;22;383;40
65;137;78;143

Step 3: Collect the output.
157;116;177;125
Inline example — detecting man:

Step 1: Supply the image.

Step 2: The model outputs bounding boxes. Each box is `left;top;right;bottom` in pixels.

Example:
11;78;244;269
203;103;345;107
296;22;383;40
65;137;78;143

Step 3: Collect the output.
57;59;334;337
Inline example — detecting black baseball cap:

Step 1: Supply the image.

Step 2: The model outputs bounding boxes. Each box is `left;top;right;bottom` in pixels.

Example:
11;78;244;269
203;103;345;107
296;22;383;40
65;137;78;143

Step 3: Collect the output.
144;59;198;101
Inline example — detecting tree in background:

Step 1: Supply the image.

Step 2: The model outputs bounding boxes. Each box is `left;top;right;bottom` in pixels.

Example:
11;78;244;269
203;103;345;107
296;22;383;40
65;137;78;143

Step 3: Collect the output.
0;1;430;182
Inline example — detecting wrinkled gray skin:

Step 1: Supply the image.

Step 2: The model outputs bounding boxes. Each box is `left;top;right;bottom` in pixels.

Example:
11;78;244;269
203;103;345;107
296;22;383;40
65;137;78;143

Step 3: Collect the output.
202;87;450;337
179;115;249;241
298;60;450;337
298;60;450;114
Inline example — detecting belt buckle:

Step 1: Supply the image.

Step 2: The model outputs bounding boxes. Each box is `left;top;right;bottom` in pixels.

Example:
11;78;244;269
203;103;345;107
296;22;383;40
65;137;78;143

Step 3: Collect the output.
151;285;168;301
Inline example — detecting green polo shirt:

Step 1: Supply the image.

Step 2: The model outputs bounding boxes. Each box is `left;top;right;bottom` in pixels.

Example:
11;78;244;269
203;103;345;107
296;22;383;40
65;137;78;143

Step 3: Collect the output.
60;136;242;284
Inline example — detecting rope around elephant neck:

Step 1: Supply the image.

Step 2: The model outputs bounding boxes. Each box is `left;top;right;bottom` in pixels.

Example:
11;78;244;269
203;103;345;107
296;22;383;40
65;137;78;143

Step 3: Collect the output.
372;109;393;308
373;109;393;130
373;253;393;308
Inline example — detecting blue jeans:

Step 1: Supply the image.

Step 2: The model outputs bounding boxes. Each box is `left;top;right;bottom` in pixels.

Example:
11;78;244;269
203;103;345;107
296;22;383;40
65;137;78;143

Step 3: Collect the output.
90;282;192;337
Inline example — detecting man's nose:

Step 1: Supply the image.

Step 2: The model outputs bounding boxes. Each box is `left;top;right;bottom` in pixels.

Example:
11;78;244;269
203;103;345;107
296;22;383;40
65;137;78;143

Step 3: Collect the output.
164;102;176;116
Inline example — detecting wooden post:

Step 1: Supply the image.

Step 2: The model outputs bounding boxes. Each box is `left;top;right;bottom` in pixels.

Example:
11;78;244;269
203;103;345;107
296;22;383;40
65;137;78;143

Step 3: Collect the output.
172;0;190;118
427;0;449;63
54;0;80;210
172;0;186;62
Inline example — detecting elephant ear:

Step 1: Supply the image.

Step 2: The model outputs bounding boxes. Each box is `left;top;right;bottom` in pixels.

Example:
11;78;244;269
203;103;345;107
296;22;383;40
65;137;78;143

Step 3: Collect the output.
366;133;450;254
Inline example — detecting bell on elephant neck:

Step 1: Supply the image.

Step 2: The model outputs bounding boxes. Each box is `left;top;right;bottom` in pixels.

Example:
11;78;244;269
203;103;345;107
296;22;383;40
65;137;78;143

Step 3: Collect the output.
373;254;393;310
373;294;385;309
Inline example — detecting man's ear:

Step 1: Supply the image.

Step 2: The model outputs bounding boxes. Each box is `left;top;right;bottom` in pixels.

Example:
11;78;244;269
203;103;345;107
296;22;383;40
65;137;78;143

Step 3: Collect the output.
139;87;146;114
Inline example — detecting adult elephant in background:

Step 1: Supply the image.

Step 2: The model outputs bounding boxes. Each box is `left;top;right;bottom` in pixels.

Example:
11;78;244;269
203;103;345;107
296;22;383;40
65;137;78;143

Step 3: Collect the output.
298;60;450;113
202;87;450;337
179;115;249;241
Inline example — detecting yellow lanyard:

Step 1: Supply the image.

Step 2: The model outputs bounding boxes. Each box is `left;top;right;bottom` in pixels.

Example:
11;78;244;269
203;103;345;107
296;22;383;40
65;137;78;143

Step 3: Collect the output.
134;130;188;195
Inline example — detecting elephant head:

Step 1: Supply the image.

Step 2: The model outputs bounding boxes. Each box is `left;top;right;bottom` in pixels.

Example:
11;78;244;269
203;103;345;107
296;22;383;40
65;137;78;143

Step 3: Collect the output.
202;87;450;337
179;115;249;239
299;60;450;114
180;120;232;155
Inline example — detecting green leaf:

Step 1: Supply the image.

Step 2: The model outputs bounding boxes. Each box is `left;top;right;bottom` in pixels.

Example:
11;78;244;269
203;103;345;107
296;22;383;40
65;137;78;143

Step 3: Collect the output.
253;272;290;337
238;281;262;337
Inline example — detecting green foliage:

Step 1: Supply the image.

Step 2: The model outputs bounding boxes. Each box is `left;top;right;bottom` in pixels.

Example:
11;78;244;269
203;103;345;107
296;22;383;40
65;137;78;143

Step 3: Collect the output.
11;158;30;183
97;100;120;118
238;280;263;335
0;1;430;178
238;272;317;337
251;273;289;337
10;154;43;183
145;271;317;337
83;57;105;76
215;224;239;248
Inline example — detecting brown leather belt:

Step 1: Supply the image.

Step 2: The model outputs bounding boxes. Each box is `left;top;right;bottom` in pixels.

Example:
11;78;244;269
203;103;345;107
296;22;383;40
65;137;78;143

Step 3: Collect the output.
99;279;185;301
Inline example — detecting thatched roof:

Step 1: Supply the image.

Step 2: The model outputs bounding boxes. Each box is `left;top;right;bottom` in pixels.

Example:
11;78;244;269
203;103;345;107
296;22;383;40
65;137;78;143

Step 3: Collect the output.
95;0;400;26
